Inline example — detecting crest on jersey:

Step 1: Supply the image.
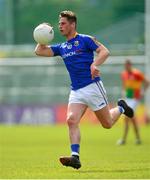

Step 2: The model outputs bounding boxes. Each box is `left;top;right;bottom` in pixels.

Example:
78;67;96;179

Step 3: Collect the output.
74;40;79;46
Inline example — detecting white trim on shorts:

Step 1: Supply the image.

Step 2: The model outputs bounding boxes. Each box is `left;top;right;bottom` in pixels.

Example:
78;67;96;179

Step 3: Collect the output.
68;80;108;111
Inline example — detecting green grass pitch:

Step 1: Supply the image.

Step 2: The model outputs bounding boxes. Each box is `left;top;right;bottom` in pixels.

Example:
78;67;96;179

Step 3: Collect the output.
0;124;150;179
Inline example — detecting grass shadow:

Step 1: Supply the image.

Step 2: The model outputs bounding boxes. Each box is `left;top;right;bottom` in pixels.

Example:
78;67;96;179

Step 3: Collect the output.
77;167;150;174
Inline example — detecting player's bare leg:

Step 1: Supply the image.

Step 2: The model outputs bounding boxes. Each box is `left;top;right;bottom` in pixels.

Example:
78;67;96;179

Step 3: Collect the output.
59;103;87;169
59;99;134;168
94;105;120;128
67;103;87;144
131;117;141;144
122;117;129;141
94;99;134;129
117;117;129;145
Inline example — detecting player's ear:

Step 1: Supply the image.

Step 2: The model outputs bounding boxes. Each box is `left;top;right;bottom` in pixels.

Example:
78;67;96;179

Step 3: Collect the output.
71;22;76;29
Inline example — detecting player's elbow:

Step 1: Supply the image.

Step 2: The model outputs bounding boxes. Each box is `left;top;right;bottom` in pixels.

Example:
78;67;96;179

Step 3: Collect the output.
100;46;110;58
105;48;110;58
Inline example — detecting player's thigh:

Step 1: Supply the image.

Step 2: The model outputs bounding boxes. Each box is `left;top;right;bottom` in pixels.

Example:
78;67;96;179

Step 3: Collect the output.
94;105;112;125
67;103;87;123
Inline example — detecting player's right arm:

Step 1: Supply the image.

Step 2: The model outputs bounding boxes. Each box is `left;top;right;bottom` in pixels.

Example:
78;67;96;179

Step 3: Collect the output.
35;44;54;57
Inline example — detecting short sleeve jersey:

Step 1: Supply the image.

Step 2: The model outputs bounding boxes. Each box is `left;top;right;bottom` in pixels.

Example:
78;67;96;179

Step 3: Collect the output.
50;33;100;90
121;68;144;99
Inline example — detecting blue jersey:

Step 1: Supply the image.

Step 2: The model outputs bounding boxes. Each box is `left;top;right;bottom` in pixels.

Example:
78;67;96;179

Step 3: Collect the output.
50;33;100;90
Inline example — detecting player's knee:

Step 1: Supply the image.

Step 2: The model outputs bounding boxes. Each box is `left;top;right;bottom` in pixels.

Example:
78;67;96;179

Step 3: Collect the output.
66;114;78;127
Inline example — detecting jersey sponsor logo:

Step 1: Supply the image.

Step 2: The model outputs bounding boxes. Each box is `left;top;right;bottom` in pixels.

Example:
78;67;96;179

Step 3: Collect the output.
67;44;72;49
60;43;67;48
62;51;76;59
60;43;72;49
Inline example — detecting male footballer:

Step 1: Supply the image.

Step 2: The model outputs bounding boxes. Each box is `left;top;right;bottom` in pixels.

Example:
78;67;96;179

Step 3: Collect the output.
35;10;134;169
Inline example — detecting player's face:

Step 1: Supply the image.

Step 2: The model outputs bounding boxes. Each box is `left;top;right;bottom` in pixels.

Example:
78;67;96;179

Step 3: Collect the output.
125;62;132;72
59;17;75;36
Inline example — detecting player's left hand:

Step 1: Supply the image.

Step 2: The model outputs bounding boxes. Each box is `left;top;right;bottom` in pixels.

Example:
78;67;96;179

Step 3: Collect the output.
90;64;100;79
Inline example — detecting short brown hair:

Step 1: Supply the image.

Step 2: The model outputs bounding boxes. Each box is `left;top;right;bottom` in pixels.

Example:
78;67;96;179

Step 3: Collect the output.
59;10;77;26
125;59;132;65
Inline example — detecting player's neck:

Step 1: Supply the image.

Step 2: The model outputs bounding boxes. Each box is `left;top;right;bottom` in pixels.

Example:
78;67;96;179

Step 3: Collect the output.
66;31;77;41
127;68;133;73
